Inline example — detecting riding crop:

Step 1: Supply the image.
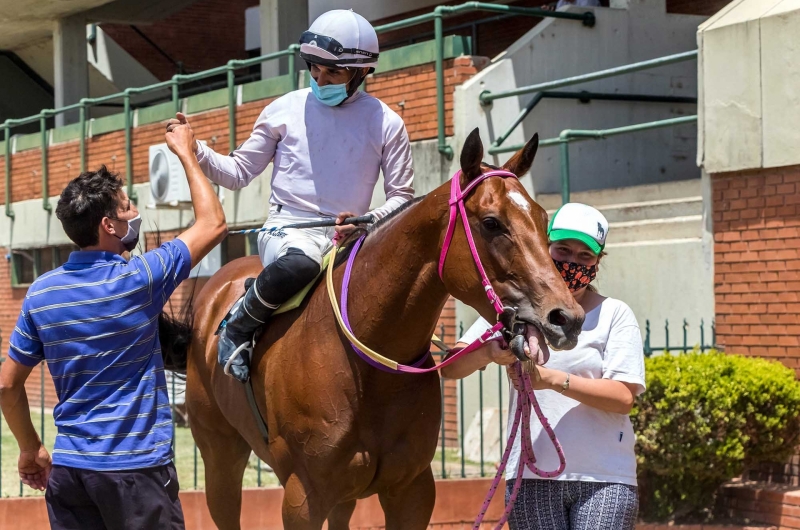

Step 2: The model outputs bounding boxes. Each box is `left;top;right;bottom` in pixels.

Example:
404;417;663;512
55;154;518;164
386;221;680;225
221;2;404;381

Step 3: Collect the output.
228;214;374;235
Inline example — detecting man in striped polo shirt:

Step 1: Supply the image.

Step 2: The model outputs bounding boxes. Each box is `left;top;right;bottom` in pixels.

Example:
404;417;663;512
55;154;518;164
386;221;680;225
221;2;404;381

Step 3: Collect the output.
0;122;225;529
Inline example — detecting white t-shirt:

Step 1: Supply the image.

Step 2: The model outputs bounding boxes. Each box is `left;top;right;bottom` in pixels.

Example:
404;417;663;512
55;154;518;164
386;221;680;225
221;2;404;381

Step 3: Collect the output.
195;89;415;220
459;297;645;486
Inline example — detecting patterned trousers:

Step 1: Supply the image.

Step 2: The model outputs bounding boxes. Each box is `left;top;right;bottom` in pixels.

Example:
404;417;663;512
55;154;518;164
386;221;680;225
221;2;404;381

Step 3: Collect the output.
505;479;638;530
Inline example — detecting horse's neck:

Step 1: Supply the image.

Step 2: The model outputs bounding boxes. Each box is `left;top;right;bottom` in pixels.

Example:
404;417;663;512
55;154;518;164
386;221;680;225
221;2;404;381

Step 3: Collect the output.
344;196;450;365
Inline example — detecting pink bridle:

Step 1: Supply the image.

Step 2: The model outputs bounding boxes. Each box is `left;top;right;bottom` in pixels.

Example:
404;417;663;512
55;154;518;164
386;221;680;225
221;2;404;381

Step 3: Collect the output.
337;169;567;528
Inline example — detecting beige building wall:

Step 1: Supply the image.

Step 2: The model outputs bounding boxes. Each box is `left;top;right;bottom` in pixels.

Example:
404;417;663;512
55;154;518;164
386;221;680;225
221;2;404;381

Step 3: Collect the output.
698;0;800;173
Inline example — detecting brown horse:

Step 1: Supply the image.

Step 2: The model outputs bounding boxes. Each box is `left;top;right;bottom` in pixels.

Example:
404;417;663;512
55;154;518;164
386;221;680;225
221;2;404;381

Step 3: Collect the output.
160;129;584;529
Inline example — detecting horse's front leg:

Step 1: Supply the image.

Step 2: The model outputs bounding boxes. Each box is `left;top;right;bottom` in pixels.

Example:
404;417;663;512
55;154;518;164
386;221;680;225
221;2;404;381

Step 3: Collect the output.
378;466;436;530
282;473;331;530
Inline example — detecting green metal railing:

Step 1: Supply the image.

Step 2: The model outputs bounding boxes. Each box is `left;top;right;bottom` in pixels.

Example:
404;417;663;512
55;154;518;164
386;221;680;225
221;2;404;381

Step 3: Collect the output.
373;2;593;159
643;318;716;357
480;49;697;106
481;50;699;204
0;2;594;211
489;114;698;204
0;315;711;497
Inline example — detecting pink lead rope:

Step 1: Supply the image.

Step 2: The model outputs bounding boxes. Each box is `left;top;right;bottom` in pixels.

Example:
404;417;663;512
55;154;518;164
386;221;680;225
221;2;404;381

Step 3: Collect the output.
439;171;567;529
338;169;567;527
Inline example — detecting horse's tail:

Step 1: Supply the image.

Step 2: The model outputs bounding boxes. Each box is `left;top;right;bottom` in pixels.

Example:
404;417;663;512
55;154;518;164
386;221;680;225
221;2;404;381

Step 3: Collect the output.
159;310;193;372
148;226;195;372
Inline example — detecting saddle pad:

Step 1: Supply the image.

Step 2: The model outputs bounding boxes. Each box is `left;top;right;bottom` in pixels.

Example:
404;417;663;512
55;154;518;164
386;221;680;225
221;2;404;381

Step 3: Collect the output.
273;251;332;316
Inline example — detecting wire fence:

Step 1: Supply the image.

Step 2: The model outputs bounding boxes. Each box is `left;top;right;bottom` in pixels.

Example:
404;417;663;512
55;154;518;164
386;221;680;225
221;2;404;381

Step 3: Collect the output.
0;317;713;497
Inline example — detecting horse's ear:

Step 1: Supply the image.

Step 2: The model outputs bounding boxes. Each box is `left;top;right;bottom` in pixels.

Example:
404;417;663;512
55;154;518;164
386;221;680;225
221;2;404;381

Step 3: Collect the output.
503;133;539;177
460;128;484;182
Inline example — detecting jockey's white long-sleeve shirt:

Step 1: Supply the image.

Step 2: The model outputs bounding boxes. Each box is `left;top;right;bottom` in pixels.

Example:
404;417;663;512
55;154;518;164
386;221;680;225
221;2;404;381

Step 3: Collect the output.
194;88;414;220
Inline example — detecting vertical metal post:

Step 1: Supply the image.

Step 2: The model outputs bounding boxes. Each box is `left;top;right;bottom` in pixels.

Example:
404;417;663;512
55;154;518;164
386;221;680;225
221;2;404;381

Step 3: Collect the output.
40;365;45;442
644;320;651;357
712;319;716;349
123;91;136;202
4;124;13;219
440;376;446;478
478;369;484;477
171;374;176;451
227;64;237;154
498;366;503;459
79;101;87;173
459;378;465;478
258;458;262;487
665;320;670;352
559;140;571;205
288;45;298;91
700;319;705;352
682;319;688;353
193;442;198;489
172;77;181;114
40;113;51;211
434;8;453;159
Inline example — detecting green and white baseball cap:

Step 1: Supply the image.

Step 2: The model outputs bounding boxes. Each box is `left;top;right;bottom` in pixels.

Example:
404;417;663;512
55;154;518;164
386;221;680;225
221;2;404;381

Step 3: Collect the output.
547;203;609;255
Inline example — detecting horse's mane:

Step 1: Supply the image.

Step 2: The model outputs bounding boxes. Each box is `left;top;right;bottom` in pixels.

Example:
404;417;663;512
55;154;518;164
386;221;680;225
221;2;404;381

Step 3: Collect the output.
333;195;426;267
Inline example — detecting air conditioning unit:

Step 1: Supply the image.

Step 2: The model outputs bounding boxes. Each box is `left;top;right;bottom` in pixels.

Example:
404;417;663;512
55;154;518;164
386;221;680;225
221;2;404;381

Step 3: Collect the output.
148;141;217;207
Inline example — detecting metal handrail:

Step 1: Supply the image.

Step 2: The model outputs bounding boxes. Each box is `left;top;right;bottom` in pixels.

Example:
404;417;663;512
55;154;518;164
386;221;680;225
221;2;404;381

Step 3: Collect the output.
479;49;697;105
496;115;698;204
0;2;594;215
489;91;697;153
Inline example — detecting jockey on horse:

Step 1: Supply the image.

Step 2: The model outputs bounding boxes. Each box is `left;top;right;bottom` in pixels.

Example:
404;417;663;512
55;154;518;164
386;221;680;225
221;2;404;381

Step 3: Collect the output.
168;9;414;382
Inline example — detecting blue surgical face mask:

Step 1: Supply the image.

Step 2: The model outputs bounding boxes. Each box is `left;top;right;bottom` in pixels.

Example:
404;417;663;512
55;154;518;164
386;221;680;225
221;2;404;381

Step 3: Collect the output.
310;77;349;107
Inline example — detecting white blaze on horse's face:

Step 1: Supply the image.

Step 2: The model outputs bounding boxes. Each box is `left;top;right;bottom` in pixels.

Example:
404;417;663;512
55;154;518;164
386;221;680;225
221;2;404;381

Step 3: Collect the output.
508;191;531;213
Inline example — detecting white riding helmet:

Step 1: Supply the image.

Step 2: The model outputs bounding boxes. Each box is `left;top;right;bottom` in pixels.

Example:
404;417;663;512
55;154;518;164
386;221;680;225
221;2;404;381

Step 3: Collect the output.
299;9;379;70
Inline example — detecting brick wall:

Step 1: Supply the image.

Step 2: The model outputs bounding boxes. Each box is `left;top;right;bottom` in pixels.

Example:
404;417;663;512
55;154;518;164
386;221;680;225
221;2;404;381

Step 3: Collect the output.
712;165;800;376
718;481;800;530
102;0;259;81
0;54;478;430
0;56;481;207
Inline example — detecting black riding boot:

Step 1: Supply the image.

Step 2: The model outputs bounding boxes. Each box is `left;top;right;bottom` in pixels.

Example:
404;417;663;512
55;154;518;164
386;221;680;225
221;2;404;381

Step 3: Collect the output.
218;248;321;382
218;282;277;382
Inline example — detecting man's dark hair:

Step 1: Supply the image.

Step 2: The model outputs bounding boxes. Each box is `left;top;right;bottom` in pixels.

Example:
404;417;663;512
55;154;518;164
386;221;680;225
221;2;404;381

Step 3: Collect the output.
56;166;124;248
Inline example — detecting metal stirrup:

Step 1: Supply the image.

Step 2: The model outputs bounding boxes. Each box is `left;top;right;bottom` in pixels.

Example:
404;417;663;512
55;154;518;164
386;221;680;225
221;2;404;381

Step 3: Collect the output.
224;342;253;376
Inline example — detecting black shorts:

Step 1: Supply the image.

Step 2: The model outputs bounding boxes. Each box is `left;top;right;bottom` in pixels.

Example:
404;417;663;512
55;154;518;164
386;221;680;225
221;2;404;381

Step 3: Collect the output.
46;462;185;530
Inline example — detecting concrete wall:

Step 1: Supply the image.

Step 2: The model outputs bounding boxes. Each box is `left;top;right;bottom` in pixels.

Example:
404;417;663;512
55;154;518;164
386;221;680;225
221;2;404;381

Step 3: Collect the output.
698;0;800;174
454;0;706;196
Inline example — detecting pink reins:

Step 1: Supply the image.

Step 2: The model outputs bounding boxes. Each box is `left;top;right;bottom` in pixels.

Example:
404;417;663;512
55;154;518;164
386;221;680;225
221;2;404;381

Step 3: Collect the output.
337;169;567;528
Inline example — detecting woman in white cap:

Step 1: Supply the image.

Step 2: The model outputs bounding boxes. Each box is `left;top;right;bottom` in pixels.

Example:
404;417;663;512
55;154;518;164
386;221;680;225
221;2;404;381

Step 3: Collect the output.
167;10;414;382
441;203;644;530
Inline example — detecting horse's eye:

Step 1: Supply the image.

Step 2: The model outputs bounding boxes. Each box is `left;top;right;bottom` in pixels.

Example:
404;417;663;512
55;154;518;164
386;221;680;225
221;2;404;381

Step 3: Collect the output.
482;218;502;232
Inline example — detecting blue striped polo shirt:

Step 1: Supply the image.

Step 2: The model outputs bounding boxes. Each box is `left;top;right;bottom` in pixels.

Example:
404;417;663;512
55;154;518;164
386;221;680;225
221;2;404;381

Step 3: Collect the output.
8;240;191;471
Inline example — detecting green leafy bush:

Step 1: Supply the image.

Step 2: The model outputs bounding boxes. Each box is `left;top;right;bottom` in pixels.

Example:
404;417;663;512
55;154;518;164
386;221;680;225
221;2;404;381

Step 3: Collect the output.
632;350;800;521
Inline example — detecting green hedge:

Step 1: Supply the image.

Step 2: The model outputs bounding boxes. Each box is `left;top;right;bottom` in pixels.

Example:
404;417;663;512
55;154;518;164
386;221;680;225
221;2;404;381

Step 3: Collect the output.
632;350;800;521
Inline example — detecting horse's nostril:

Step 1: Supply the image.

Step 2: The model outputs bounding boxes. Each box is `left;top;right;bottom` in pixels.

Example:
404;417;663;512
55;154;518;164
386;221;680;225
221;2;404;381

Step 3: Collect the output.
548;309;569;327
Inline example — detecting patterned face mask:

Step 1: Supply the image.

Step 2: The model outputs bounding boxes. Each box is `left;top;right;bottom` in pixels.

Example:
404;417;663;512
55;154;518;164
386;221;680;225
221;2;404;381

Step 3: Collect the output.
553;259;598;292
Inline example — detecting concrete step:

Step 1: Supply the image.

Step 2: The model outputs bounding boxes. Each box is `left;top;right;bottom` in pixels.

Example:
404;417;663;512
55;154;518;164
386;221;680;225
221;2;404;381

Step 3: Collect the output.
606;215;703;245
535;178;702;211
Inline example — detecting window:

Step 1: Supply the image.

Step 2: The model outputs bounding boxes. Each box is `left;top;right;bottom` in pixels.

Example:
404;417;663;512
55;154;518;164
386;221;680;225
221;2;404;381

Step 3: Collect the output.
11;250;35;286
10;244;79;287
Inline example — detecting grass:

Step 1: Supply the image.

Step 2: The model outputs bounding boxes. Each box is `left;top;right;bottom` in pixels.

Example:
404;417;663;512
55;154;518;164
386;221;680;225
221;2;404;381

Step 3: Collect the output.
0;410;279;498
1;412;487;498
